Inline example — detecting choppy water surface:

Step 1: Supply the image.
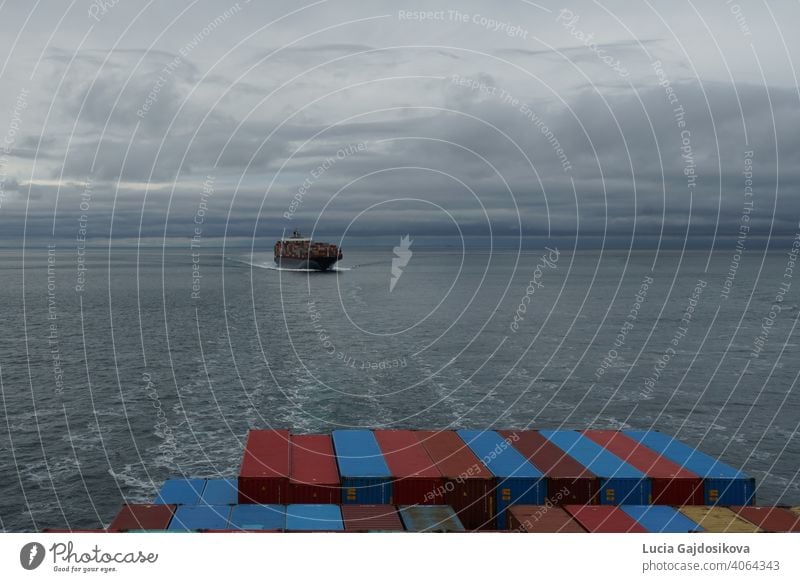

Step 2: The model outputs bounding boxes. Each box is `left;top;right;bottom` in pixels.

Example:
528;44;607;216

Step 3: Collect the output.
0;245;798;531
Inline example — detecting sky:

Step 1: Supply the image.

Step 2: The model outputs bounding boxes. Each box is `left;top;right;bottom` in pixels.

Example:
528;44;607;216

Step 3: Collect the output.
0;0;798;248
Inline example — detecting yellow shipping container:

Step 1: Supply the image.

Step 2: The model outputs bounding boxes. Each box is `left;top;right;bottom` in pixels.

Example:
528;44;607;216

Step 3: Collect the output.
791;507;800;517
678;506;762;532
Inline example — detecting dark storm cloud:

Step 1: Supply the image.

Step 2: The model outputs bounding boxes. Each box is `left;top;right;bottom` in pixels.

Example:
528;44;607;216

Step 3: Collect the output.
1;0;799;246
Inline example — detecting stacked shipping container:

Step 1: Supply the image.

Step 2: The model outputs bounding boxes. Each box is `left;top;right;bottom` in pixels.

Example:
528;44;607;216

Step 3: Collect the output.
458;430;546;529
624;430;755;505
501;430;599;504
341;505;405;532
289;434;340;504
564;505;648;533
507;505;586;532
200;479;239;505
416;430;494;529
621;505;704;533
583;430;704;505
285;504;344;531
168;505;231;531
238;429;290;503
154;478;205;505
332;430;393;504
108;504;176;532
374;430;444;505
228;504;285;531
540;430;651;504
677;506;762;532
730;506;800;532
398;505;465;532
87;428;777;533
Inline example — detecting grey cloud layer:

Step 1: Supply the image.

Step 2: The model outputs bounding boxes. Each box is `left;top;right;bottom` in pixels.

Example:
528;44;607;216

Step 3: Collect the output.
1;0;798;247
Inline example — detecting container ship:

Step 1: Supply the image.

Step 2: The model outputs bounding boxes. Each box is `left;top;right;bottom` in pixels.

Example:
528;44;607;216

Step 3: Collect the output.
44;428;800;533
274;230;342;271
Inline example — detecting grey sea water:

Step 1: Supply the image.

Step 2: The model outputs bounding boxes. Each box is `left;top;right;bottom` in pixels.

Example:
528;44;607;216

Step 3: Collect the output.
0;244;798;531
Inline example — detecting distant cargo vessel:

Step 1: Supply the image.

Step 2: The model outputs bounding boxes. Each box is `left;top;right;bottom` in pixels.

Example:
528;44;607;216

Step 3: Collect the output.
274;230;342;271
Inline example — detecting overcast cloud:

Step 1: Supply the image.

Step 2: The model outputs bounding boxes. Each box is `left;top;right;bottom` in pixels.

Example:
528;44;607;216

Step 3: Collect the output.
1;0;798;248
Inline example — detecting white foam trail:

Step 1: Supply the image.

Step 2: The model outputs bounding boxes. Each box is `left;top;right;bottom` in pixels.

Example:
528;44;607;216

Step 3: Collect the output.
107;465;158;502
228;256;350;271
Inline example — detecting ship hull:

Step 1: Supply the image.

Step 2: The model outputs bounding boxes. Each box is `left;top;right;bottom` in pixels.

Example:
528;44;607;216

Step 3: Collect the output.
275;256;340;271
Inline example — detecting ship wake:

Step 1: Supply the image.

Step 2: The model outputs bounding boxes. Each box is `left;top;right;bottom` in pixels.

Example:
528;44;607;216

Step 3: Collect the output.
228;256;350;271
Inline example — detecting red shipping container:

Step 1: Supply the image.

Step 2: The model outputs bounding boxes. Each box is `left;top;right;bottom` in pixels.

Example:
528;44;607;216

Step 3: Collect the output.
508;505;587;532
42;527;108;533
108;504;176;531
500;430;599;505
289;434;341;504
583;430;704;505
731;506;800;532
374;430;444;505
238;429;290;503
417;430;494;530
341;505;404;532
564;505;647;532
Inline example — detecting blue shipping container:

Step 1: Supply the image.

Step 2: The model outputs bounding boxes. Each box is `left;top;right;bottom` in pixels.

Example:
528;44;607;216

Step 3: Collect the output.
229;504;286;530
285;504;344;531
622;505;705;533
168;505;231;531
623;430;755;506
398;505;466;532
200;478;238;505
332;430;393;504
154;478;205;505
457;430;546;529
540;430;651;505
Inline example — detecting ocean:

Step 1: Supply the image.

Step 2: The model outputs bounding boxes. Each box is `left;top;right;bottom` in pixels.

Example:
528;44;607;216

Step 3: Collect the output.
0;244;798;531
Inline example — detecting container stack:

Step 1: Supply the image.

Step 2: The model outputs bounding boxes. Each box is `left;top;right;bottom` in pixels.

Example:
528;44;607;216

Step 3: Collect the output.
340;505;405;532
47;428;798;533
623;429;756;505
332;430;393;504
374;430;444;505
582;430;704;504
507;505;587;533
564;505;649;533
499;430;599;504
238;429;290;504
289;434;340;504
457;429;546;529
416;430;493;529
539;430;651;505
